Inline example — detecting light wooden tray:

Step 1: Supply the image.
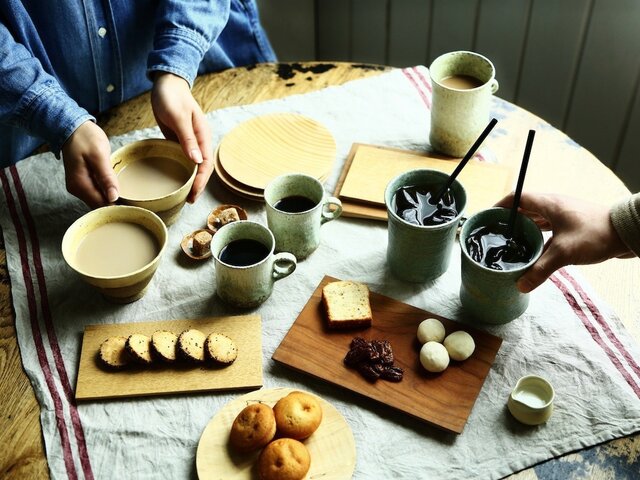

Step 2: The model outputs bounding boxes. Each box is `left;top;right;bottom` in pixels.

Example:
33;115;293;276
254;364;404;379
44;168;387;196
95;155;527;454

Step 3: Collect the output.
75;315;262;401
273;276;503;434
334;143;514;221
218;113;336;190
196;387;356;480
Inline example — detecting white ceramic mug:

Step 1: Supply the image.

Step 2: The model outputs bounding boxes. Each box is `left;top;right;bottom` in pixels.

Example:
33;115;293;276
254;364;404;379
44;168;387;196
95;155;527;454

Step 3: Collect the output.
211;221;296;308
429;51;499;157
264;173;342;260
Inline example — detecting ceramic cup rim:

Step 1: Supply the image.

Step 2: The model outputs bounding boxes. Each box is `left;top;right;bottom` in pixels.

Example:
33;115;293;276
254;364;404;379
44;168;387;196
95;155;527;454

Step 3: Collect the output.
511;374;556;408
384;168;467;231
61;205;168;281
264;172;324;215
111;138;198;203
429;50;496;91
459;207;544;273
211;220;276;270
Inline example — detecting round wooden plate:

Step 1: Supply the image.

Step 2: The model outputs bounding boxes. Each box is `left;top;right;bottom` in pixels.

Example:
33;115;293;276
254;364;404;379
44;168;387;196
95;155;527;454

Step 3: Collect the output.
218;113;336;189
214;148;265;200
196;387;356;480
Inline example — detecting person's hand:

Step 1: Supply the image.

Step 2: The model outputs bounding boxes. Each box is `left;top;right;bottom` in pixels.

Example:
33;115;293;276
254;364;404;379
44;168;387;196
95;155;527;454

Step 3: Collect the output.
151;72;213;203
61;121;119;208
495;192;631;293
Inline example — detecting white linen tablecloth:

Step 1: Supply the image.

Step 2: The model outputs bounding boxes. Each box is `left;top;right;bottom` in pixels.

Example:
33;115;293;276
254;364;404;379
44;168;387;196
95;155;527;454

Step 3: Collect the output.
1;66;640;479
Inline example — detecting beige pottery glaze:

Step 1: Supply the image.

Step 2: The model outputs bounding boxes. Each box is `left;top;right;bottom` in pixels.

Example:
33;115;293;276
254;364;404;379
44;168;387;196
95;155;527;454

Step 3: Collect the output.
507;375;555;425
61;205;168;303
111;138;197;225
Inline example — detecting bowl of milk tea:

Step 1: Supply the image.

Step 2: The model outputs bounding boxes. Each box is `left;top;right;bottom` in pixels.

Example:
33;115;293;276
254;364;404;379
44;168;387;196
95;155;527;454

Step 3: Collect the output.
111;139;197;225
62;205;168;303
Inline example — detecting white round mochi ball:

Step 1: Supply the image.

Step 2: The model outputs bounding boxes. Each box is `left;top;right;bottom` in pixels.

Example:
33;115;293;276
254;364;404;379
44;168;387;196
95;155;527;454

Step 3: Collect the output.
419;341;450;373
444;331;475;361
416;318;446;344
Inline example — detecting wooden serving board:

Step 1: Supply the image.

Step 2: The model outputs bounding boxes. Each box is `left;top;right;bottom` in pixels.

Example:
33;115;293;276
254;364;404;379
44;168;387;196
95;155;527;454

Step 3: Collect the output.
76;315;262;401
272;276;502;434
334;143;514;221
196;387;356;480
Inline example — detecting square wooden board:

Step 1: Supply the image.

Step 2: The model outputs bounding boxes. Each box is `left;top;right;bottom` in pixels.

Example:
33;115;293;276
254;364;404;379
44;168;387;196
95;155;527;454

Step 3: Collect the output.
334;144;514;221
76;315;263;401
272;277;502;434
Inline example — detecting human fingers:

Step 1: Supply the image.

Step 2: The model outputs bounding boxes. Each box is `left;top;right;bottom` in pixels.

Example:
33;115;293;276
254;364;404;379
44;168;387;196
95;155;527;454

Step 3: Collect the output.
516;237;566;293
187;110;213;203
494;191;552;230
62;122;117;207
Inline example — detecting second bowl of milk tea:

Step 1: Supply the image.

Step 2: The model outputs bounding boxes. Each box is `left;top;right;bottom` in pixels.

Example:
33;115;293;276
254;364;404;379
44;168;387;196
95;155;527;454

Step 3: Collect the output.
62;205;168;303
111;139;197;225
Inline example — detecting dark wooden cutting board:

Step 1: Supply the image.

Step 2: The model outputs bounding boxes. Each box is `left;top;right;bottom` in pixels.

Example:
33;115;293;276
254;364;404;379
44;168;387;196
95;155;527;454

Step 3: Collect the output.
272;276;502;433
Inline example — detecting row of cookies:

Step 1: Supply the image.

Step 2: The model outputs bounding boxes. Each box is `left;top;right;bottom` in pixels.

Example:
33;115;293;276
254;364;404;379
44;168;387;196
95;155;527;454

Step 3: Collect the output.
230;391;323;480
99;329;237;369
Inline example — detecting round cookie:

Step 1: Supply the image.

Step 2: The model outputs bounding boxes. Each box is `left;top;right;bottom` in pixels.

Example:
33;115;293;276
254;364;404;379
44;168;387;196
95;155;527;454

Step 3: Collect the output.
416;318;446;344
229;403;276;452
444;330;475;361
126;333;153;365
99;336;130;369
273;391;323;440
177;329;206;363
151;330;178;363
419;341;450;373
258;438;311;480
205;332;238;366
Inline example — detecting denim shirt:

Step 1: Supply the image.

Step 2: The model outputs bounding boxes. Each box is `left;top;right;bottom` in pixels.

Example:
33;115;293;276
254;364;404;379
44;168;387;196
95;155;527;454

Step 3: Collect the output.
0;0;275;166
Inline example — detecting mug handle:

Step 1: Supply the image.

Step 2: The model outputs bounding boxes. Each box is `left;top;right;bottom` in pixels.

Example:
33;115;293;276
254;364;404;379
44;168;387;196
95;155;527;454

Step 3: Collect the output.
272;252;297;280
490;78;499;94
321;196;343;225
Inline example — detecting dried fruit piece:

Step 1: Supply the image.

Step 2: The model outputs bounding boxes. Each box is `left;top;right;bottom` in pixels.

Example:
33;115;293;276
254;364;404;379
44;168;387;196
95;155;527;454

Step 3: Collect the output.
344;337;403;383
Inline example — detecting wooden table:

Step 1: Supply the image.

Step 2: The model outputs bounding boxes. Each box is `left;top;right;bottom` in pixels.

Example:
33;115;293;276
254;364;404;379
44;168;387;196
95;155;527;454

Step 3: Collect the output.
1;62;638;479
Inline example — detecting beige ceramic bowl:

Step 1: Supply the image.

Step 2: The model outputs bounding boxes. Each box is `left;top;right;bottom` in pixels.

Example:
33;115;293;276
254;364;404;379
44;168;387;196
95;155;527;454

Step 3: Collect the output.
111;139;197;225
62;205;168;303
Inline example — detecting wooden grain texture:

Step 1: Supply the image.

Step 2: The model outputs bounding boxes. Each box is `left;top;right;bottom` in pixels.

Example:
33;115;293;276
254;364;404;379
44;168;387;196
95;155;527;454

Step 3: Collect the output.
336;143;513;215
76;315;262;401
196;387;356;480
272;275;503;434
218;113;336;189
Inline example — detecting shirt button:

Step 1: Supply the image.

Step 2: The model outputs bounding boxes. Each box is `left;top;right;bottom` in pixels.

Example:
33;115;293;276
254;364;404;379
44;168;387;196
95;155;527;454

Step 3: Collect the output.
98;27;107;38
106;84;115;93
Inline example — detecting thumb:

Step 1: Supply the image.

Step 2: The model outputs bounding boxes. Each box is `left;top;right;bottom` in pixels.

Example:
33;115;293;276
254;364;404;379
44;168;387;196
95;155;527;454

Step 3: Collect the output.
88;150;119;204
516;240;565;293
173;117;203;165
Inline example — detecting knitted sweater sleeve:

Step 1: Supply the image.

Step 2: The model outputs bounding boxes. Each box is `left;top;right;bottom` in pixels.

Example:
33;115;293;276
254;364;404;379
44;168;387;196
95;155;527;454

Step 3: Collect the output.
610;192;640;257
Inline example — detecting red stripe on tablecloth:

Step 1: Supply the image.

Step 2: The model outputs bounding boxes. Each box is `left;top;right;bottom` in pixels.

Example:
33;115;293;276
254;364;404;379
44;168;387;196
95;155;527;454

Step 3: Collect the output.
10;166;95;479
402;68;431;109
411;66;432;93
0;169;79;480
550;274;640;398
558;268;640;379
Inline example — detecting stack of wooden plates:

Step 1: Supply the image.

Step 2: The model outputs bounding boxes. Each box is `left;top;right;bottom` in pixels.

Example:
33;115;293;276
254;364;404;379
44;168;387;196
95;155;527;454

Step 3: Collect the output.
214;113;336;200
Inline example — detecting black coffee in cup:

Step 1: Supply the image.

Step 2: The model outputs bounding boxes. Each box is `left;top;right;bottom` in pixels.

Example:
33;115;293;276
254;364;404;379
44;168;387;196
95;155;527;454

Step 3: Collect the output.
392;185;458;226
273;195;317;213
219;239;270;266
466;221;533;271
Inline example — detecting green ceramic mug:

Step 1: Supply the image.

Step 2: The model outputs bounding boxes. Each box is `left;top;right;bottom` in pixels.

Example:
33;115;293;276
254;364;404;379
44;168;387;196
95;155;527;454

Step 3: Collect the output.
264;173;342;260
459;207;544;324
384;169;467;282
211;221;297;308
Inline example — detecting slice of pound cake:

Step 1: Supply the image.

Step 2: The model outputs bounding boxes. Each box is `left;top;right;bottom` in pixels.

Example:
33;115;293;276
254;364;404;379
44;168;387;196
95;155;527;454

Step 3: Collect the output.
322;280;372;329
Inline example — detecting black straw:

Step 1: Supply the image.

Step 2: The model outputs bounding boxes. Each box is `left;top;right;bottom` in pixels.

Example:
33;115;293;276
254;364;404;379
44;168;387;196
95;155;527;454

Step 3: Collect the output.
433;117;498;204
507;129;536;238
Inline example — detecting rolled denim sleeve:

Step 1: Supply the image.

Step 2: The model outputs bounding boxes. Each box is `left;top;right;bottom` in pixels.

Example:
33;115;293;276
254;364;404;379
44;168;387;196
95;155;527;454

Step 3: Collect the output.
147;0;230;87
0;22;94;157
